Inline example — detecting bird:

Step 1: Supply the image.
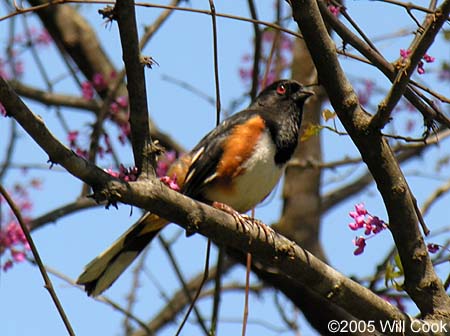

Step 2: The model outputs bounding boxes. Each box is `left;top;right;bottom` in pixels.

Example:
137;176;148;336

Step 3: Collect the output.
77;79;313;297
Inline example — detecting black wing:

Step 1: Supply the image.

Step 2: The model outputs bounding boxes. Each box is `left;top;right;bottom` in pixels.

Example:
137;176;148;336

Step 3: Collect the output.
181;109;258;198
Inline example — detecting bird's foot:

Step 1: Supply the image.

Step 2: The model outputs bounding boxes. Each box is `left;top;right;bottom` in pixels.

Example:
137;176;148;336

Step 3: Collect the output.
212;202;274;240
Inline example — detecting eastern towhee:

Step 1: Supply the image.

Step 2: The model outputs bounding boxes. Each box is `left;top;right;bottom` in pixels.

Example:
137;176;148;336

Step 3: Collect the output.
77;79;313;296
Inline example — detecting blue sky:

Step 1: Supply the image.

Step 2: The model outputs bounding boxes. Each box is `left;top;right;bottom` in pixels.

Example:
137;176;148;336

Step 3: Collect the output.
1;1;449;335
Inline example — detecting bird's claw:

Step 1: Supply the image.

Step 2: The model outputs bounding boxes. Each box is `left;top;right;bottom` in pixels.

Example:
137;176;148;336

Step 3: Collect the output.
212;202;275;240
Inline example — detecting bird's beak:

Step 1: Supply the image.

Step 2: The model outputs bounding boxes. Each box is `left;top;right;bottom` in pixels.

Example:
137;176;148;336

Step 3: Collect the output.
293;88;314;102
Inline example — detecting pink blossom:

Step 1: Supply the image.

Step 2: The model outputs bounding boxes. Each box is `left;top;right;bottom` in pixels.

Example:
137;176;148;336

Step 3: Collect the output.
156;151;177;177
92;73;107;91
104;167;120;178
104;168;120;178
0;221;29;271
353;236;366;255
36;29;52;45
116;96;128;108
400;49;411;59
75;148;88;158
427;243;439;254
105;165;139;182
160;175;180;191
81;81;94;100
417;60;425;75
11;249;26;262
67;130;79;146
347;203;387;254
118;164;138;182
328;5;340;16
423;54;435;63
3;260;13;271
109;102;120;115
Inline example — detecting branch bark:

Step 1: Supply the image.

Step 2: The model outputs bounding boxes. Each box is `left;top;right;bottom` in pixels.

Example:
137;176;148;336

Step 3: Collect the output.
115;0;155;176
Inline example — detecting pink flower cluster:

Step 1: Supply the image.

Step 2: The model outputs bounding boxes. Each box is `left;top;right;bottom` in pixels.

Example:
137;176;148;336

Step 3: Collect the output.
67;130;88;159
156;151;177;177
427;243;440;254
399;49;435;74
160;175;180;191
81;72;115;100
156;151;180;191
348;203;387;255
0;28;51;80
0;179;40;271
80;72;131;146
105;164;138;182
0;222;30;271
0;54;24;79
328;5;340;16
13;27;52;46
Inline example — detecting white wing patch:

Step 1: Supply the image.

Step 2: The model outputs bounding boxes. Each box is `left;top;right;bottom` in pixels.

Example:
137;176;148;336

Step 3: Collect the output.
184;146;205;185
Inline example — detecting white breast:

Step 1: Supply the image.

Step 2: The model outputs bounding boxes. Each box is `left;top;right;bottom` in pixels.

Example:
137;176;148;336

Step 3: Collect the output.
203;130;283;212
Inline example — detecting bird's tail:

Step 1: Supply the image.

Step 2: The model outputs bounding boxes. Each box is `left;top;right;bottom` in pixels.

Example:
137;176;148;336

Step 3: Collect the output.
76;213;169;297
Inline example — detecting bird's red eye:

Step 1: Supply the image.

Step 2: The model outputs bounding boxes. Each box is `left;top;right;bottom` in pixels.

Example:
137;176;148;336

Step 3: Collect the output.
276;84;287;95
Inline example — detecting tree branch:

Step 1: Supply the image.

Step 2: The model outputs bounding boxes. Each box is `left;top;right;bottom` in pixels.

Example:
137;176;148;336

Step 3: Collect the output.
9;80;101;112
115;0;155;176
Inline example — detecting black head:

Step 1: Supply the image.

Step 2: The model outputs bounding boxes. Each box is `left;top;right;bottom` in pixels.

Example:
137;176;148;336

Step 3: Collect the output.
251;79;314;165
252;79;314;109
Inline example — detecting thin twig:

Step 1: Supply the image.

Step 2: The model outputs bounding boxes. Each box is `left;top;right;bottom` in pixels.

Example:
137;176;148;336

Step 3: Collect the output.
0;185;75;336
123;246;150;335
210;248;224;335
247;0;261;100
422;179;450;216
139;0;182;49
32;260;153;334
175;239;212;336
241;252;251;336
158;235;209;335
208;0;221;124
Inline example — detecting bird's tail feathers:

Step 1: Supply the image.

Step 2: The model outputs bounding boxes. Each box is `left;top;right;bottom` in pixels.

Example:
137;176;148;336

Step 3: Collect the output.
76;213;168;297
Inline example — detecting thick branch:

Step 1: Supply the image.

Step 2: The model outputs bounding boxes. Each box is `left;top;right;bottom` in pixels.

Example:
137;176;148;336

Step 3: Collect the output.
115;0;154;176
